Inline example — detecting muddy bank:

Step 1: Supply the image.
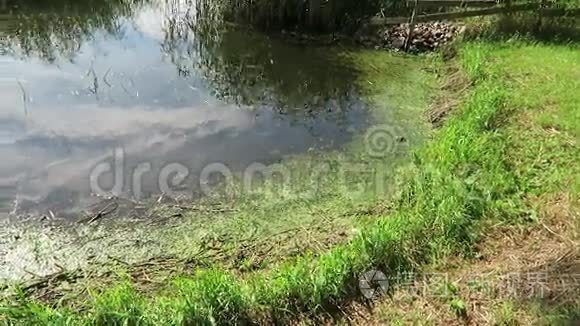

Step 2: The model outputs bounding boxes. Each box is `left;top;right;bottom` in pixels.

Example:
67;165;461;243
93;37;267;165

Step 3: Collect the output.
276;21;463;53
359;22;464;52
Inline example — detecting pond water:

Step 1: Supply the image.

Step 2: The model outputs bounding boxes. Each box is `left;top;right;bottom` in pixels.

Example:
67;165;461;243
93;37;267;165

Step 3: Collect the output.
0;0;371;218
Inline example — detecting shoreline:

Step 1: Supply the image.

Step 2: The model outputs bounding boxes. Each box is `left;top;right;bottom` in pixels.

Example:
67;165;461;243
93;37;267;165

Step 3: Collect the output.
2;19;579;325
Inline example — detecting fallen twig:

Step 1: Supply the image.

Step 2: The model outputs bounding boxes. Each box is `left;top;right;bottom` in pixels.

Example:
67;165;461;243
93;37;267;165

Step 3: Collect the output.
541;221;576;246
174;204;238;213
79;201;119;224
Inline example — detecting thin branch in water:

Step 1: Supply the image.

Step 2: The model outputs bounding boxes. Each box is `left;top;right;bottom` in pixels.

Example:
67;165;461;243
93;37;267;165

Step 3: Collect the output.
85;59;94;77
92;69;99;100
16;80;28;117
103;67;113;87
87;67;99;95
120;82;136;98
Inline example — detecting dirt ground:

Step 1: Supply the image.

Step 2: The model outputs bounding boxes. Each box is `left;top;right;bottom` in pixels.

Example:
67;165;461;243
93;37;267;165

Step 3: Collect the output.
313;193;579;325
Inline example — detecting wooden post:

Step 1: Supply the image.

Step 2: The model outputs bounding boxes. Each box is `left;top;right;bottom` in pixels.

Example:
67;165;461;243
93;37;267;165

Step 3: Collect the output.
505;0;512;19
404;0;419;51
536;0;546;33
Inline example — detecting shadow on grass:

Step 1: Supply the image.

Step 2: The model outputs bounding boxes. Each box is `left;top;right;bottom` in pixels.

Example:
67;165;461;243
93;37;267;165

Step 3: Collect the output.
467;14;580;44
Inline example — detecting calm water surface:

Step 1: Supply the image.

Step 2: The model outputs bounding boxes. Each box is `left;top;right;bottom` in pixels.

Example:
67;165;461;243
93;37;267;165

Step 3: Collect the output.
0;0;370;218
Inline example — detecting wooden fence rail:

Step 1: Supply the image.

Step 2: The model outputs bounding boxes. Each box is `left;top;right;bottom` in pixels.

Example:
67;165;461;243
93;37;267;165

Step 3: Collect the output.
371;1;580;26
407;0;499;8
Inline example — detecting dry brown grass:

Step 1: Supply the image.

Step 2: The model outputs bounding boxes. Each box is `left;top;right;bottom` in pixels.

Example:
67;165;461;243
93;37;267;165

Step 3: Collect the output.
428;59;471;128
323;192;580;325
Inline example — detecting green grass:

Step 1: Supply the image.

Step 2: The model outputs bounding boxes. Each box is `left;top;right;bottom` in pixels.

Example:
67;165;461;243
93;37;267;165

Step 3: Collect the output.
491;300;580;326
490;43;580;198
494;302;518;326
2;38;579;325
375;39;579;325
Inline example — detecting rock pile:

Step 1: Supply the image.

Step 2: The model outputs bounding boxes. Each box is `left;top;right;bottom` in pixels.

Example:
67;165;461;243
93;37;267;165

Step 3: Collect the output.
357;22;463;52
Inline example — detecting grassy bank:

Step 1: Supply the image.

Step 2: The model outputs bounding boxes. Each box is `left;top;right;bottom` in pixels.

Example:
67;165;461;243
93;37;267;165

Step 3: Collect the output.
363;40;579;325
2;38;578;325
